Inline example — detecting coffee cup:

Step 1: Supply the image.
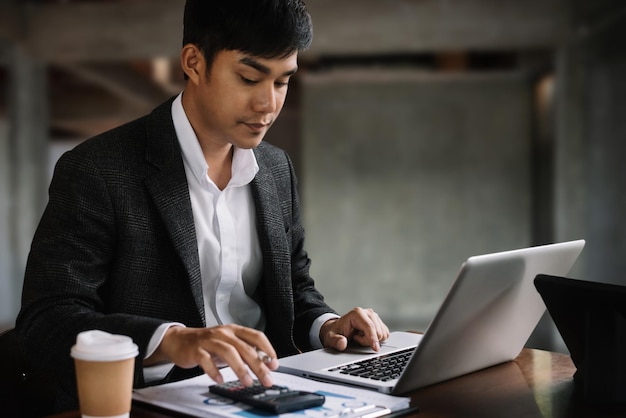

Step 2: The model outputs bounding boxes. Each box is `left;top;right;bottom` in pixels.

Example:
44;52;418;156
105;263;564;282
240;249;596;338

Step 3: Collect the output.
71;330;139;418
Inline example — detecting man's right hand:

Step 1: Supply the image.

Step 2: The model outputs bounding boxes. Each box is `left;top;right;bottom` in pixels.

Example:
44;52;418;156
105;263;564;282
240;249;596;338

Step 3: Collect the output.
146;324;279;387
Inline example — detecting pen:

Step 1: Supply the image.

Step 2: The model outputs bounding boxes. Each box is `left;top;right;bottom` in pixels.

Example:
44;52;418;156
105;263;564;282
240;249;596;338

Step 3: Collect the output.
327;405;390;418
256;349;273;363
383;406;419;418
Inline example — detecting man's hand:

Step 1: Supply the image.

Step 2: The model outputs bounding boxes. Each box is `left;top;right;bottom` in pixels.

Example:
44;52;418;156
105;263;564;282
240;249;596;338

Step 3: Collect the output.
320;307;390;352
146;324;279;387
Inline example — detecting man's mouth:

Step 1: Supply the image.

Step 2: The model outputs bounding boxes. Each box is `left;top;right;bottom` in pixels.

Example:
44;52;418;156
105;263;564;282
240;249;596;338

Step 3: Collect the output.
242;120;272;133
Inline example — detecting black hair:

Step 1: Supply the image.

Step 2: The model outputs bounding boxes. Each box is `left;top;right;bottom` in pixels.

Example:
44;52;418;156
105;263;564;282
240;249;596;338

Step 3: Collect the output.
183;0;313;74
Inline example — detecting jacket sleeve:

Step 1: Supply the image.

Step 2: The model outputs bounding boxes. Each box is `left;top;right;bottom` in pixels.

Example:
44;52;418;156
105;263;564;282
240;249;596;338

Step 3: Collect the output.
16;148;164;384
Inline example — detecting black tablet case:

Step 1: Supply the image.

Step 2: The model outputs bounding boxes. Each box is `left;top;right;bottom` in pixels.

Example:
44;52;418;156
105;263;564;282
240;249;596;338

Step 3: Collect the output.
534;274;626;403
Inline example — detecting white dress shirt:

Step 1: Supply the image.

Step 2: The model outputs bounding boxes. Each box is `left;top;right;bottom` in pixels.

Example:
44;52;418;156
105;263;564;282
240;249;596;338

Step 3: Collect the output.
173;93;265;329
143;93;335;381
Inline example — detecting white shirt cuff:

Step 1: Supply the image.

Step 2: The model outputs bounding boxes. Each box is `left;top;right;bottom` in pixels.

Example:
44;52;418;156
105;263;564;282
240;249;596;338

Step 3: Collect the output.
145;322;186;359
309;313;340;349
143;322;186;383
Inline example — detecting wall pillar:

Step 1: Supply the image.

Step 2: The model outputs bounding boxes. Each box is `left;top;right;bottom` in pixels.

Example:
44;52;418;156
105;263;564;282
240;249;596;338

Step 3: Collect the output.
555;8;626;284
1;43;49;327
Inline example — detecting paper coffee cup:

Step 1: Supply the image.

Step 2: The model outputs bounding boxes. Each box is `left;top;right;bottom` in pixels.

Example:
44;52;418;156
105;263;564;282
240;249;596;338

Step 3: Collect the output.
71;330;139;418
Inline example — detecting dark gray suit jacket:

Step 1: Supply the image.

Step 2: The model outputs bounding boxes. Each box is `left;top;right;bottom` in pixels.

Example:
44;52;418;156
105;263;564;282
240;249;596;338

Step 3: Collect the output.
16;97;336;412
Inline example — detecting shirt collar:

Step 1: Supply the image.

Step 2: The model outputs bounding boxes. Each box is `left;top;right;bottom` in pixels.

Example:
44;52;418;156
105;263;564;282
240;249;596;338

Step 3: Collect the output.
171;92;259;188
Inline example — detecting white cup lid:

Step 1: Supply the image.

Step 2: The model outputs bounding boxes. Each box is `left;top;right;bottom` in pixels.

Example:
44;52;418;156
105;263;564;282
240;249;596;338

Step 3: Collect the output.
71;330;139;362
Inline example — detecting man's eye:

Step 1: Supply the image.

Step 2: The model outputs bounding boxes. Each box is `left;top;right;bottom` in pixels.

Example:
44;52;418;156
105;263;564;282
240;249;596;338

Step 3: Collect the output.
275;80;289;88
240;76;257;85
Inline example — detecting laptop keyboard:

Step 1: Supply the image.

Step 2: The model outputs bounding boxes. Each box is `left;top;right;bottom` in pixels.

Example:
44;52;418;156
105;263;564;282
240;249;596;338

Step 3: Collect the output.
327;347;414;382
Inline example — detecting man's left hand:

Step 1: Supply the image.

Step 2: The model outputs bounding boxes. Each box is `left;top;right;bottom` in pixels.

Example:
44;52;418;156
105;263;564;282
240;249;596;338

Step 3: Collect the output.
320;307;390;352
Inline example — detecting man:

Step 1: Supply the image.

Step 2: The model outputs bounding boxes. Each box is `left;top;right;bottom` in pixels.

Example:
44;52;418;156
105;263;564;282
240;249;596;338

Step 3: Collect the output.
16;0;389;413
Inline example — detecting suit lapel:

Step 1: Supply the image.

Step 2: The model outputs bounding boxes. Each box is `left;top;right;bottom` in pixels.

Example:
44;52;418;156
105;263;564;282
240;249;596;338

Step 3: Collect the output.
251;156;290;282
143;99;205;323
251;150;295;342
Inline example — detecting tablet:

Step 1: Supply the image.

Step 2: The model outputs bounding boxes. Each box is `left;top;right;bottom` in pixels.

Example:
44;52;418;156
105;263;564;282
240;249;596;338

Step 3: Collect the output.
534;274;626;403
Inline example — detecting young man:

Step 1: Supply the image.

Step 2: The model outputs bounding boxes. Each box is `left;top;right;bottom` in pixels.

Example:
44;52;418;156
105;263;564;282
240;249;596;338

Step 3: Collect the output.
16;0;389;413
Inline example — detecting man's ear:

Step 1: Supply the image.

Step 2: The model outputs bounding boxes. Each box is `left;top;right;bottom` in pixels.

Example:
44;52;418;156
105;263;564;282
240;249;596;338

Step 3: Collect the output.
181;44;205;84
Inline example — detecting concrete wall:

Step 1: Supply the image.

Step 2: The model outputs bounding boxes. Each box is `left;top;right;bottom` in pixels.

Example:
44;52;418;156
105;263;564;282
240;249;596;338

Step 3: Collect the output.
555;3;626;285
0;118;14;328
0;45;48;330
583;23;626;285
301;69;532;331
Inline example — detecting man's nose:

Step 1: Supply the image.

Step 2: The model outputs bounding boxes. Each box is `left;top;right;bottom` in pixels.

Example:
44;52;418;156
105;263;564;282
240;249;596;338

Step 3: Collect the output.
252;85;277;113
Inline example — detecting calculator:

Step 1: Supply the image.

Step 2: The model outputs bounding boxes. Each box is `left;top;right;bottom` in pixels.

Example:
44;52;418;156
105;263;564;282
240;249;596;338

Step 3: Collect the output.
209;380;325;414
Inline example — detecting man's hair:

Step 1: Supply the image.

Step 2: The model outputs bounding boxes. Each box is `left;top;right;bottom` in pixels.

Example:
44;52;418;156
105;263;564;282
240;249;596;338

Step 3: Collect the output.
183;0;313;72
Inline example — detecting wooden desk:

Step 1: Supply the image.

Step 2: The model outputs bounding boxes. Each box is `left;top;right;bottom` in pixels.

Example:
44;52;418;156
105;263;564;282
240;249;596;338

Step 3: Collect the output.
49;348;626;418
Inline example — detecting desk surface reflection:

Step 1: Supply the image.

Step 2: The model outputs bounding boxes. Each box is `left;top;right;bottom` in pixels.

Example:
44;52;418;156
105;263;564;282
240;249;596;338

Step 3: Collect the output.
49;349;626;418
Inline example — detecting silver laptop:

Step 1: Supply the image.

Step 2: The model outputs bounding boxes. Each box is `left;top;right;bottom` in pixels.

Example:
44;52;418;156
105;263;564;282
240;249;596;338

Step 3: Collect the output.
278;240;585;395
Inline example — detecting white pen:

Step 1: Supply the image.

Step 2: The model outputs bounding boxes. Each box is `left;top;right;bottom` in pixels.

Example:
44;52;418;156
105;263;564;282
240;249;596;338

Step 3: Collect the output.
256;349;273;363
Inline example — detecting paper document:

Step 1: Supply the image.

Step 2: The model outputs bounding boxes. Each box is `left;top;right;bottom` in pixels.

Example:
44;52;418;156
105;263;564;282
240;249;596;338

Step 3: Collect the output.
133;367;410;418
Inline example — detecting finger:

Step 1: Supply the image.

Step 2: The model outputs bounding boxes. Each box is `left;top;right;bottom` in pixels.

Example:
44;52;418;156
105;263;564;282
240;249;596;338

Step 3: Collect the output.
248;348;280;387
266;358;280;370
378;321;390;342
220;326;279;387
327;332;349;351
211;355;229;368
255;348;279;371
235;326;278;361
378;328;390;343
231;328;280;386
366;309;390;342
234;342;276;387
198;350;224;384
211;340;254;386
349;309;380;351
362;308;390;346
250;361;274;387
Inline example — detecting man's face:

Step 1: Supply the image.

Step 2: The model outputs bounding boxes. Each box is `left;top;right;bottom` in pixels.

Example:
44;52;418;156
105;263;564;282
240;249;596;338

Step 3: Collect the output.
186;49;299;150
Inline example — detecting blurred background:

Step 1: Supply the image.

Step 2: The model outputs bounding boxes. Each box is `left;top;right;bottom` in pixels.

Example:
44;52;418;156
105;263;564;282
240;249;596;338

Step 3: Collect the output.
1;0;625;353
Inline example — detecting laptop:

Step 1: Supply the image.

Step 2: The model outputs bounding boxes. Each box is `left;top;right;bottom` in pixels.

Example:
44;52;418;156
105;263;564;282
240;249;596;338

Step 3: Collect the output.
534;274;626;403
279;240;585;395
